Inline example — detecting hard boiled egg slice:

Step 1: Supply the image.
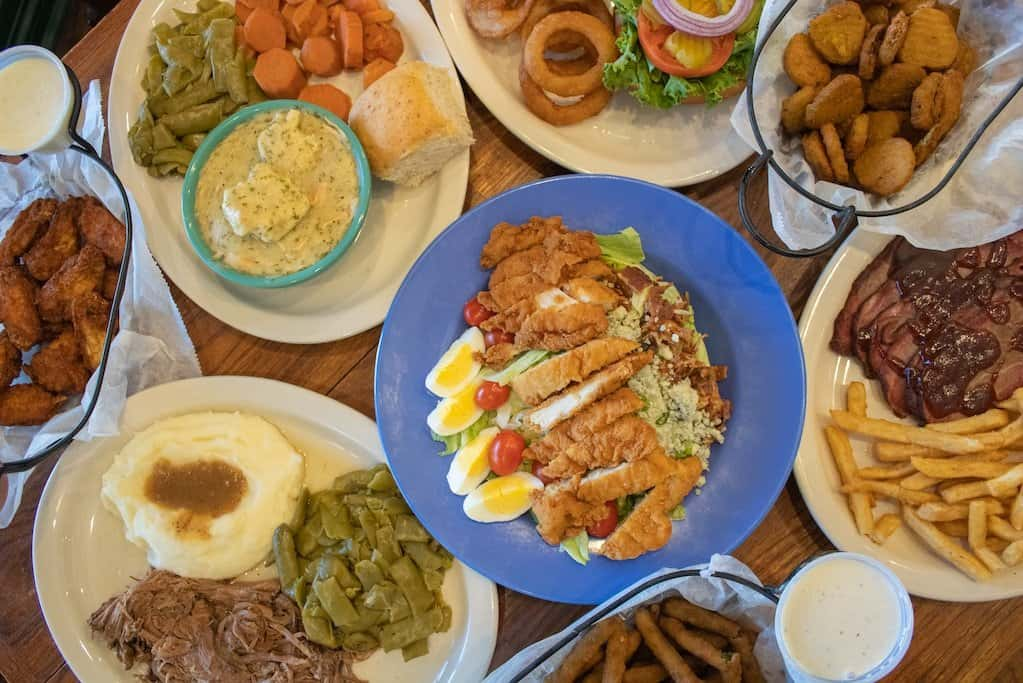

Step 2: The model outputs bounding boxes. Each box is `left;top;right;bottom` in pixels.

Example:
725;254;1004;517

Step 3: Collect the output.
447;427;499;495
427;380;484;437
463;472;543;523
425;328;485;397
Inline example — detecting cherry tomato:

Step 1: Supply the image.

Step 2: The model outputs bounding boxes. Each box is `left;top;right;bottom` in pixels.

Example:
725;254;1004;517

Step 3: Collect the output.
489;429;526;476
463;296;493;327
637;12;735;79
484;329;515;347
532;460;556;485
475;380;511;410
586;501;619;538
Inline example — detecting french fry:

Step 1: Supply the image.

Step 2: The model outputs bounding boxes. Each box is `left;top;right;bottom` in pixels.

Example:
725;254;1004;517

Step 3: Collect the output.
917;499;1005;522
874;442;938;462
868;513;902;544
903;507;992;581
1012;487;1023;531
983;464;1023;498
1003;540;1023;567
900;472;941;490
831;410;990;454
926;409;1011;434
976;547;1007;572
858;463;917;479
634;608;700;683
840;480;940;505
940;480;991;504
910;456;1015;480
548;617;622;683
661;599;741;639
825;426;874;536
989;537;1010;553
936;520;968;537
968;500;987;551
987;515;1023;542
847;381;868;418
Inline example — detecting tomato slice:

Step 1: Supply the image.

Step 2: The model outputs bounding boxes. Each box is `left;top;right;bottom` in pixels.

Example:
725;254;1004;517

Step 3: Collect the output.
484;329;515;348
637;12;735;79
587;501;619;538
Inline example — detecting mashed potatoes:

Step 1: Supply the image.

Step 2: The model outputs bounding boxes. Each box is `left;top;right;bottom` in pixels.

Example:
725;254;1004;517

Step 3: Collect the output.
102;412;304;580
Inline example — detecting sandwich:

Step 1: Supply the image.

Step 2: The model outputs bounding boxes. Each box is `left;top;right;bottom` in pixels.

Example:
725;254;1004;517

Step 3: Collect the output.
603;0;764;107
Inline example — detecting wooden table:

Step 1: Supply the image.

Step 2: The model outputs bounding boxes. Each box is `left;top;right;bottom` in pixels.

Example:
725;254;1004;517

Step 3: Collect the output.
2;2;1022;681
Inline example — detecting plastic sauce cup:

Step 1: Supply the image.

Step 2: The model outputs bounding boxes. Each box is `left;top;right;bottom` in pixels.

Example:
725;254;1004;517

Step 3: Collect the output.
0;45;74;156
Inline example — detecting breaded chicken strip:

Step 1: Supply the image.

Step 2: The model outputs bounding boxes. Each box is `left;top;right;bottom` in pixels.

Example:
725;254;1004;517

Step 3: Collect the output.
0;266;42;350
522;352;651;435
480;217;566;268
526;387;645;463
24;197;80;281
79;196;126;266
489;245;590;290
482;342;522;369
598;457;702;560
513;337;638;406
562;278;621;310
37;244;105;322
0;332;21;389
0;383;66;426
566;259;613;281
530;477;606;545
72;291;113;370
0;198;57;266
488;273;549;311
544;416;661;479
515;302;608;351
578;448;675;504
26;328;90;394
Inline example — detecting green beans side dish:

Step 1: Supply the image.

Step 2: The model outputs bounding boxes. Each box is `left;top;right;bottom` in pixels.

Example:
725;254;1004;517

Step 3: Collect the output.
128;0;266;177
272;464;454;662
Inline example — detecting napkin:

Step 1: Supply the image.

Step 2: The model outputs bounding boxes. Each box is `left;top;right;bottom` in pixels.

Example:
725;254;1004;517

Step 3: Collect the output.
730;0;1023;251
484;555;786;683
0;81;201;528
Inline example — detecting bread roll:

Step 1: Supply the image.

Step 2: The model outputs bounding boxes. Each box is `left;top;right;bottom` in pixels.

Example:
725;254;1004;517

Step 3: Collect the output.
349;61;473;187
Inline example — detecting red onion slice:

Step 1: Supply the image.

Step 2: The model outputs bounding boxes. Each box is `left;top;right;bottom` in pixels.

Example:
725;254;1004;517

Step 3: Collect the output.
650;0;754;37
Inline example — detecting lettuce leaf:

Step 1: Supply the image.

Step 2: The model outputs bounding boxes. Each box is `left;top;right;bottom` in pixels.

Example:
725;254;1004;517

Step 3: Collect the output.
603;0;757;109
482;349;551;385
560;530;590;566
596;227;645;269
670;503;687;521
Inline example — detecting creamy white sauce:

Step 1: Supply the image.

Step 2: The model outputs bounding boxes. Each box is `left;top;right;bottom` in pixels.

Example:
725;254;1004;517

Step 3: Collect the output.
0;57;68;154
196;109;359;277
780;557;902;680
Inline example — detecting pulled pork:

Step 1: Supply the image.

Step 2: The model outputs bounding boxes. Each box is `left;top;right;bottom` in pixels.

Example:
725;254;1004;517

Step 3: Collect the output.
88;570;364;683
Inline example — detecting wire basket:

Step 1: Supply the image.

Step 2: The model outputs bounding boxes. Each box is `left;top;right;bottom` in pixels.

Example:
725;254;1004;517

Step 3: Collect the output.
737;0;1023;258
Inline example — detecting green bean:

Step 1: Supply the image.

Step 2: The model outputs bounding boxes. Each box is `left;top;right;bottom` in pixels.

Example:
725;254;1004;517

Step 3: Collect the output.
197;0;221;12
368;468;397;492
342;632;379;652
158;78;218;116
158;100;222;136
313;577;360;628
322;505;355;540
401;541;445;572
376;526;402;565
227;45;249;104
302;595;339;648
204;18;234;94
317;555;361;592
295;510;322;557
358;509;379;549
272;525;300;589
247;75;267;104
402;639;429;662
334;470;375;493
151;122;176;150
389;556;434;616
143;54;164;97
378;607;444;652
422;569;444;592
128;108;154;166
354;560;384;592
395;516;431;543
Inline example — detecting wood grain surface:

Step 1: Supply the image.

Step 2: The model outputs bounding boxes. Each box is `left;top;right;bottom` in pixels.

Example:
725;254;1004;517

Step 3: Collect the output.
1;1;1021;682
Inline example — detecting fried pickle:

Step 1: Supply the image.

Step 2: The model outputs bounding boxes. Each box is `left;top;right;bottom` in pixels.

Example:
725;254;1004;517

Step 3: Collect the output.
25;328;90;394
866;109;908;143
781;85;820;134
898;7;958;69
863;4;889;26
783;33;832;87
802;130;835;182
867;63;926;109
805;74;865;128
79;196;126;266
911;72;943;130
878;10;909;66
820;123;852;183
0;332;21;389
37;244;105;322
0;266;41;350
949;40;976;76
808;2;867;65
0;383;65;426
913;70;963;166
72;292;113;371
844;112;870;159
858;24;884;80
854;137;916;195
0;198;57;266
23;198;80;282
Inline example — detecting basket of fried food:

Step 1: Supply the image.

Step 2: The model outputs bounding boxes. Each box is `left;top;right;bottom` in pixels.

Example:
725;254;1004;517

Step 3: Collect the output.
485;558;784;683
828;381;1023;582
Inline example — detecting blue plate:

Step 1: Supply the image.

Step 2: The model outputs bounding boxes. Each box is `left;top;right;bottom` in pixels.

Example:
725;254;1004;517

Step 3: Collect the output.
375;175;806;604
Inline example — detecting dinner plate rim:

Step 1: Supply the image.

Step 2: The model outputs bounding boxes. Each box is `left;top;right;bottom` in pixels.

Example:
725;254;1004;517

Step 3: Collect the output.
374;173;807;604
31;375;499;682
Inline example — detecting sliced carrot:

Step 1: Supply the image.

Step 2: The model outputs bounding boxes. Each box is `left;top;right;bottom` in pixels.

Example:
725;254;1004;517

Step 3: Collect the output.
360;8;394;23
249;0;280;10
292;0;326;41
235;2;253;22
309;7;331;36
319;0;342;5
363;22;402;63
283;0;305;4
244;8;287;53
237;0;255;6
298;83;353;121
327;4;343;28
343;0;380;14
281;3;302;44
253;47;308;98
336;10;364;69
362;57;395;88
300;36;343;76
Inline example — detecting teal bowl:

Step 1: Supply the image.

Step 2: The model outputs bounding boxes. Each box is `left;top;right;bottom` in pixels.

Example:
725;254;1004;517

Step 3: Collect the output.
181;99;372;289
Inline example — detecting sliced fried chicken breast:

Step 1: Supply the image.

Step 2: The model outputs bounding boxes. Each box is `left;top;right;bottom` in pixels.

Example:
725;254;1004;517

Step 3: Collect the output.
577;448;674;504
529;477;606;546
515;303;608;351
543;416;661;479
480;217;566;269
512;337;639;406
525;387;645;464
562;278;621;310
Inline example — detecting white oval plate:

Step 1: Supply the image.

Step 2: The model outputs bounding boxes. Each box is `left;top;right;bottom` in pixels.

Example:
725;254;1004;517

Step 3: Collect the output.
796;229;1023;602
108;0;469;343
32;376;498;682
431;0;752;187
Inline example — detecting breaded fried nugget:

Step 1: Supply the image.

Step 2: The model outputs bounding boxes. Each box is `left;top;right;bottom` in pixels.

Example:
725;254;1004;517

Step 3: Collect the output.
0;266;41;350
25;329;90;394
781;86;819;134
867;63;926;109
935;2;959;28
867;110;908;143
858;24;884;80
878;10;909;66
515;302;608;351
898;7;958;69
911;72;943;130
808;2;867;65
844;113;870;159
863;4;889;26
79;196;126;266
783;33;832;87
820;123;852;183
949;41;976;76
0;198;57;266
0;332;21;389
803;131;835;182
894;0;936;13
805;74;864;128
0;383;66;426
854;137;916;195
23;198;80;281
72;291;113;371
37;244;105;322
479;216;566;268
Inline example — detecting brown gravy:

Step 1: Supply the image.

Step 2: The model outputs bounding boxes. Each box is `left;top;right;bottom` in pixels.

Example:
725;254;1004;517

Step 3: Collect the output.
144;458;248;519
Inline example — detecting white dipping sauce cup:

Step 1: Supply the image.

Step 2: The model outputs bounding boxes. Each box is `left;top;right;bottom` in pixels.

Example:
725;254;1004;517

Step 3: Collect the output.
0;45;74;156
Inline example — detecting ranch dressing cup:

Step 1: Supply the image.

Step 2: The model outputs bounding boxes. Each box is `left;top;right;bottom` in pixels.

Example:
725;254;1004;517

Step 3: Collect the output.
775;552;913;683
0;45;74;155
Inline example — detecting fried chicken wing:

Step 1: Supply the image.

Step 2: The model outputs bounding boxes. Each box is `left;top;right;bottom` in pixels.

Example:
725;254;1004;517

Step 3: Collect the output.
561;278;621;310
516;302;608;351
72;291;113;370
530;477;606;545
37;244;105;322
479;216;566;269
0;198;57;266
0;266;42;350
513;337;639;406
0;383;65;426
578;448;675;503
0;332;21;389
25;328;90;394
544;416;662;479
79;196;126;266
101;268;119;300
23;197;80;281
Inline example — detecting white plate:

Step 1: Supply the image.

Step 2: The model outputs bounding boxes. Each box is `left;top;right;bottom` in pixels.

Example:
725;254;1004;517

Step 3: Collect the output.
796;229;1023;602
431;0;752;187
32;376;498;682
108;1;469;343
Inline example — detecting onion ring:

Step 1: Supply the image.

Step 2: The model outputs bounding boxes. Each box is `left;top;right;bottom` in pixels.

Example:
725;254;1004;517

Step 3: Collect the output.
523;12;617;97
518;61;611;125
466;0;538;38
519;0;613;46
